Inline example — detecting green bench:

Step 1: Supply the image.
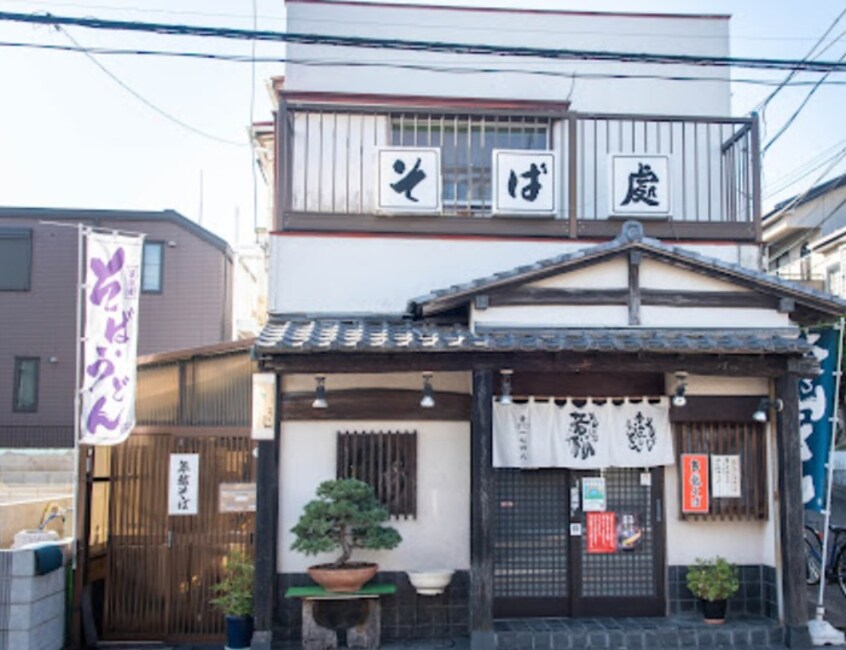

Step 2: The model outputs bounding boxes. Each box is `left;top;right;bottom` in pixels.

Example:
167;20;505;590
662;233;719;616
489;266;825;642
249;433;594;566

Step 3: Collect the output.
285;584;397;650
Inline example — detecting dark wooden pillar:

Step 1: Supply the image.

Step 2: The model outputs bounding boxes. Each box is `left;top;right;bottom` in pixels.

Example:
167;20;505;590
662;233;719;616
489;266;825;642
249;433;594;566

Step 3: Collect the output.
775;372;812;648
471;369;495;650
252;373;282;650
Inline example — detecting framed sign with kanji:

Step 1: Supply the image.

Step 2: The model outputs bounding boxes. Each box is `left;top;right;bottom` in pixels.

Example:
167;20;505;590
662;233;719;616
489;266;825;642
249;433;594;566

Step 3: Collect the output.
609;154;671;217
681;453;709;514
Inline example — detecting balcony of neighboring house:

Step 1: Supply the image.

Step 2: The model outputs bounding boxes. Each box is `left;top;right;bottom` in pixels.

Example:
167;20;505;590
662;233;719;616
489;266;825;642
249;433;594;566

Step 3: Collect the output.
273;94;761;242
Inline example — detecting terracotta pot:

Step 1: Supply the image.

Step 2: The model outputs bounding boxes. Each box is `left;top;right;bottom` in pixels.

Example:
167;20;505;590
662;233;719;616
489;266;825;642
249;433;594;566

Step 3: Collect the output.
308;563;378;593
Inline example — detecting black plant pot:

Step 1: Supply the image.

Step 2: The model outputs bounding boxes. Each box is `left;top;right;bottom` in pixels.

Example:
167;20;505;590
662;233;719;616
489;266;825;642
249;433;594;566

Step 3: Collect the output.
225;614;254;649
701;598;728;623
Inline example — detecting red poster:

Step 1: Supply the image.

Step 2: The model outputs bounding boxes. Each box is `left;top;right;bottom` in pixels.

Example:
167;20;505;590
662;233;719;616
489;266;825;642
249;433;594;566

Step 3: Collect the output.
586;512;617;554
682;453;710;514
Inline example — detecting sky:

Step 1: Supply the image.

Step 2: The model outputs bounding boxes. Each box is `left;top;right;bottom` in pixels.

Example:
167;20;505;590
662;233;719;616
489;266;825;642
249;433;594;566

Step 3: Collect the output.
0;0;845;247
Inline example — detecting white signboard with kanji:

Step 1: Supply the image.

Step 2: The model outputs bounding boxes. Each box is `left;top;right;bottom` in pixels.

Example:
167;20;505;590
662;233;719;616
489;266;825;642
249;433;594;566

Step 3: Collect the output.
609;154;671;216
168;453;199;516
492;150;556;215
377;147;441;214
711;454;742;498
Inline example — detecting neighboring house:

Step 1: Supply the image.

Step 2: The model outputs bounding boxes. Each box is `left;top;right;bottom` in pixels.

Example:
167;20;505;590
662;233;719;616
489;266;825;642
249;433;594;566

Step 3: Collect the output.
764;174;846;289
250;3;846;650
0;207;235;449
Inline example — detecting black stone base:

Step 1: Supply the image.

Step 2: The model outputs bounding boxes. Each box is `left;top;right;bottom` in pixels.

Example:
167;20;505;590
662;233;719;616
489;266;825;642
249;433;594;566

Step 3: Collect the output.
275;571;470;642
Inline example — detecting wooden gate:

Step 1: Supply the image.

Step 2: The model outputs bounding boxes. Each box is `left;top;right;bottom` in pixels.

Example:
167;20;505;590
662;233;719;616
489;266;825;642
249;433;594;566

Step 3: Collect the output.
102;432;255;642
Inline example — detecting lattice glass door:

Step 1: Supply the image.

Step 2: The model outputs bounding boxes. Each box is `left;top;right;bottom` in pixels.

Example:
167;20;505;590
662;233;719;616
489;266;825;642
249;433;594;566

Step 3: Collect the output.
573;468;665;617
493;467;664;618
493;469;570;617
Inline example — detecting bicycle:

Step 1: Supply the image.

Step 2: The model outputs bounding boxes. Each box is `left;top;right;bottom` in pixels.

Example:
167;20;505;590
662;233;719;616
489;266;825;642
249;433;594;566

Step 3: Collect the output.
804;522;846;597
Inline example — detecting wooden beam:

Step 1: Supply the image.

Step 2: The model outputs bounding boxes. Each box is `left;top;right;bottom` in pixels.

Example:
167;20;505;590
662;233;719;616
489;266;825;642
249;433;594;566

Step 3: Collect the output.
253;374;281;645
280;389;470;421
488;288;779;309
775;373;812;648
470;370;494;650
260;351;801;378
629;249;641;326
511;371;663;397
131;426;251;437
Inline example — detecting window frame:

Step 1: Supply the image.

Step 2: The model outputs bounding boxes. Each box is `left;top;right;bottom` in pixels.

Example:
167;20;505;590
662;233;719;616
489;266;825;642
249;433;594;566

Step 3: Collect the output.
141;240;165;294
0;227;33;292
336;429;418;519
13;356;40;413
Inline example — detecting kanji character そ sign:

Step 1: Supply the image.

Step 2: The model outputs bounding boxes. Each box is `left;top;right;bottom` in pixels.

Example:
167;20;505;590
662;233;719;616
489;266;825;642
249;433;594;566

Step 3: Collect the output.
377;147;441;213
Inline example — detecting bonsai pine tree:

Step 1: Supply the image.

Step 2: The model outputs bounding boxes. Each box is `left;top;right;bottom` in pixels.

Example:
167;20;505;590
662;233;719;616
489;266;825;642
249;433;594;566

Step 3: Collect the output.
291;478;402;568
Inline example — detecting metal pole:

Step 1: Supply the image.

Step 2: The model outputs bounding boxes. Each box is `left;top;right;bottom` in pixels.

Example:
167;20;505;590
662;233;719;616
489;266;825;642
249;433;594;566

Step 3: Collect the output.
817;317;845;620
72;224;85;555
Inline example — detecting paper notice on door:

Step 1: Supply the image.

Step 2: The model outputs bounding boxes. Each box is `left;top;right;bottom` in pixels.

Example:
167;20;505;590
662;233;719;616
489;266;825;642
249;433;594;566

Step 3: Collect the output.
586;512;617;554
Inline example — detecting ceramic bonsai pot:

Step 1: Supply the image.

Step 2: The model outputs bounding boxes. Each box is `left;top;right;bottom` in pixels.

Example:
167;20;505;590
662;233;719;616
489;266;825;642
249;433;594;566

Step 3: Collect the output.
406;570;454;596
308;562;378;592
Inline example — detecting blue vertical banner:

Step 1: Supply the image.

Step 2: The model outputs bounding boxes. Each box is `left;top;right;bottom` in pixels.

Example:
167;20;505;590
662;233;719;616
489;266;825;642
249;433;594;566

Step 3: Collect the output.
801;328;840;512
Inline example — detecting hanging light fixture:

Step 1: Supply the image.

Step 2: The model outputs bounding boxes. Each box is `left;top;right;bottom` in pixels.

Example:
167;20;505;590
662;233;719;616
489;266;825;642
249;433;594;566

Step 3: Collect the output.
420;372;435;408
753;397;784;423
672;371;688;408
312;375;328;409
499;369;514;405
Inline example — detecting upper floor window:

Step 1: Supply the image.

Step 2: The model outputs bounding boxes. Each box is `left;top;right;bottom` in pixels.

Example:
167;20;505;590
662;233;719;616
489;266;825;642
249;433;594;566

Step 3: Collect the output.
13;357;39;413
827;263;841;295
391;115;549;213
142;241;164;293
0;228;32;291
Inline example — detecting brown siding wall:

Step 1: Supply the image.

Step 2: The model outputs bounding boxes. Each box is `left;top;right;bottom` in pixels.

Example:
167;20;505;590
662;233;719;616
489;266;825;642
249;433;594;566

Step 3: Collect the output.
0;215;234;448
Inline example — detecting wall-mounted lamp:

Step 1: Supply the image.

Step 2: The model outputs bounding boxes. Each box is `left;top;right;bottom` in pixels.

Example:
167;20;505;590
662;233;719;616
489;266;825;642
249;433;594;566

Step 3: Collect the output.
672;371;688;408
312;375;328;409
499;369;514;405
753;397;784;423
420;372;435;408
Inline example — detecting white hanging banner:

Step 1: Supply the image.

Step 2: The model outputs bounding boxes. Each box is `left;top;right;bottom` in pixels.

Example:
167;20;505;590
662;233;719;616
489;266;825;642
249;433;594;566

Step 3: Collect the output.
79;231;144;445
493;397;674;469
608;398;675;468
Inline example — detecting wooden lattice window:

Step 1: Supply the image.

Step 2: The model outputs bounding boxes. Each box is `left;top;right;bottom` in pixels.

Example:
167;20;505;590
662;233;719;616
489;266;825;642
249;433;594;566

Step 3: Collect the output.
336;430;417;519
674;421;768;521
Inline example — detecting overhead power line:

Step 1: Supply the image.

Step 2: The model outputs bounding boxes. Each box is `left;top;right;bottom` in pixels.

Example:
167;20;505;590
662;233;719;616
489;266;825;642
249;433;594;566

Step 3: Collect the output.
9;38;846;89
3;11;846;73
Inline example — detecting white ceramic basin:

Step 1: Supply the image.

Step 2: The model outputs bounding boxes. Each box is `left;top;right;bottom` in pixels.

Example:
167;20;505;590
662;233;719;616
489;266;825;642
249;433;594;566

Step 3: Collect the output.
12;529;59;549
406;569;454;596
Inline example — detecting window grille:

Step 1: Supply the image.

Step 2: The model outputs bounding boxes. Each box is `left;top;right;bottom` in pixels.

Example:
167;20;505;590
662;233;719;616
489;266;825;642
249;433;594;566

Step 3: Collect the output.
391;114;550;213
674;421;768;521
336;430;417;519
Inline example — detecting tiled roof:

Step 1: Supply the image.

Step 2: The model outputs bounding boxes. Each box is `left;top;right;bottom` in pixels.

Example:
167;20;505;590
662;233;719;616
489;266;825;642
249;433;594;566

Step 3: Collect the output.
408;221;846;316
256;318;809;355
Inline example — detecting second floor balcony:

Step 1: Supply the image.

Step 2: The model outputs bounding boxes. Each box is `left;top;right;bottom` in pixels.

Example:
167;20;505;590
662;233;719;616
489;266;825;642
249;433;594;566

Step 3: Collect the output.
274;94;760;242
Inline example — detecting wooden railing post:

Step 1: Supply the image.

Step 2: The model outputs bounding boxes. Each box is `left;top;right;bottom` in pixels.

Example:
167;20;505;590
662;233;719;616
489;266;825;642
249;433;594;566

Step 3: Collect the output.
568;114;578;239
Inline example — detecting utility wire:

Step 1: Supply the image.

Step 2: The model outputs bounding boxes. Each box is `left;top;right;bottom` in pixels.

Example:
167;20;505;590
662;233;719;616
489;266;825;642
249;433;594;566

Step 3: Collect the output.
754;8;846;113
4;11;846;72
7;39;846;88
56;26;246;147
764;137;846;198
763;47;846;154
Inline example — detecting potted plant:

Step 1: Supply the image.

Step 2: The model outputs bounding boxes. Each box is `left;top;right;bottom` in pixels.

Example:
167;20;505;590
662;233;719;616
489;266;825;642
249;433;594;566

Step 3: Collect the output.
685;556;740;624
210;549;254;650
291;478;402;592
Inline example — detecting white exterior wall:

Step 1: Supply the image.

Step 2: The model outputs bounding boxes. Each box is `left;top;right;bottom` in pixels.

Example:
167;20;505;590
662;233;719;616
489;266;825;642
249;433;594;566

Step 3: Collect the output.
662;375;777;566
284;2;730;116
269;235;760;315
279;373;471;573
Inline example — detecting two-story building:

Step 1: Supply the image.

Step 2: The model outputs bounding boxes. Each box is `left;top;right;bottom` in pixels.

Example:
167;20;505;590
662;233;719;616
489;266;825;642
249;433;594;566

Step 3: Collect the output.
0;207;235;449
251;3;846;649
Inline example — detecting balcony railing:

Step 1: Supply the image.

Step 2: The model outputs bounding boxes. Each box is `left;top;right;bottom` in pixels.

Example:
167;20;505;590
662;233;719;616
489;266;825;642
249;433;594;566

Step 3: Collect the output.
276;100;759;241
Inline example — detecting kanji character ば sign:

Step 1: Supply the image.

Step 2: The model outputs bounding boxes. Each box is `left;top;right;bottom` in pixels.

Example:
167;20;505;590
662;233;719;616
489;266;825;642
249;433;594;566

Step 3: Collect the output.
682;453;710;514
377;147;441;213
492;150;556;215
610;154;671;217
